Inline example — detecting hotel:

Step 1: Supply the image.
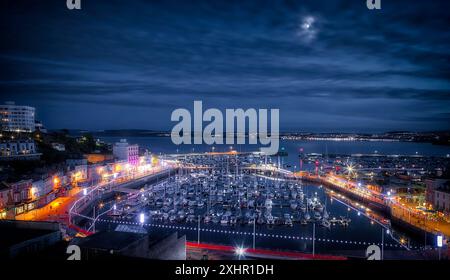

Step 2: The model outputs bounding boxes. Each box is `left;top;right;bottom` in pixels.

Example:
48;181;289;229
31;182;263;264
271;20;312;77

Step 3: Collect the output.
0;101;35;132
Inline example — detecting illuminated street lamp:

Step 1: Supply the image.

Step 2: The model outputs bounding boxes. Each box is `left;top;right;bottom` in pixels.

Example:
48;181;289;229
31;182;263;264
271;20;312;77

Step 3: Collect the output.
83;188;88;196
139;213;145;224
437;235;444;260
235;247;246;260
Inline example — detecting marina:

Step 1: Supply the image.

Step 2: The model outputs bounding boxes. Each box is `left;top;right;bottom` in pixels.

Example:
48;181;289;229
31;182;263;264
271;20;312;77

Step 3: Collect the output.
84;153;423;257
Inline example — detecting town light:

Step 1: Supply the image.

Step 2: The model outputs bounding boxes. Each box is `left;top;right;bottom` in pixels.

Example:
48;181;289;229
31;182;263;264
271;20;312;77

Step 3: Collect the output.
139;213;145;224
83;188;88;196
113;204;117;210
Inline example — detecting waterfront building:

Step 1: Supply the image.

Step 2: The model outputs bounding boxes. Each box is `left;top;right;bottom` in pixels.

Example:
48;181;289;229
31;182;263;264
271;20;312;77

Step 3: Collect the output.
0;139;40;160
68;164;88;183
0;183;10;219
113;139;139;165
4;180;35;216
434;184;450;213
425;178;449;207
0;101;35;132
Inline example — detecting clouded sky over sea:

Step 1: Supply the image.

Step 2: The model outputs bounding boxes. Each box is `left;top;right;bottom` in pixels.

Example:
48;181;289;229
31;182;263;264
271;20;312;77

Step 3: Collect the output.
1;0;449;132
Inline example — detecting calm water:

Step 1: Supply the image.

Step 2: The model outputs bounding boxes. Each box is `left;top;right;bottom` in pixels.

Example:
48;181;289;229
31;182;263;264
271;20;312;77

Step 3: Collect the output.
98;136;449;255
102;136;450;169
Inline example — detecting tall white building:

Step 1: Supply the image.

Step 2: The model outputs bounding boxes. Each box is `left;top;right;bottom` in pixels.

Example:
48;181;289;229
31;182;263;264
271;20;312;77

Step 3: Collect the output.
112;139;139;165
0;101;35;132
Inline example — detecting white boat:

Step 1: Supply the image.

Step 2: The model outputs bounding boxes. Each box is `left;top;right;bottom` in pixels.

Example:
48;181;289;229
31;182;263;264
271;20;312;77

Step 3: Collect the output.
266;215;275;225
304;213;311;221
290;200;298;210
321;219;331;228
284;214;293;226
323;209;329;220
314;211;322;220
265;198;273;209
220;216;229;225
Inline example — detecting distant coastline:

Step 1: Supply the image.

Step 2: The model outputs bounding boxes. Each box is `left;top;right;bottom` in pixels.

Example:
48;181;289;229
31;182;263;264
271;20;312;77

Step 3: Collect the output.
53;129;450;146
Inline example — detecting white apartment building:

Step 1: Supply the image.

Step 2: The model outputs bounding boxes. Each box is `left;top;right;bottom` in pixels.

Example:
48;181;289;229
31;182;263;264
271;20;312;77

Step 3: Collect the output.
0;101;35;132
112;139;139;165
0;140;36;156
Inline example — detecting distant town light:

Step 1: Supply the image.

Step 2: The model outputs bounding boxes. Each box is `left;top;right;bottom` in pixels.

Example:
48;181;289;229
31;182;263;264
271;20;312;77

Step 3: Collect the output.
113;204;117;210
83;188;88;196
139;213;145;224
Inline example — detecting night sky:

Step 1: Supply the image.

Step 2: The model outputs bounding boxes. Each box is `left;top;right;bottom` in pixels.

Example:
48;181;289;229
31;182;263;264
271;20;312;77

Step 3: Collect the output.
1;0;449;132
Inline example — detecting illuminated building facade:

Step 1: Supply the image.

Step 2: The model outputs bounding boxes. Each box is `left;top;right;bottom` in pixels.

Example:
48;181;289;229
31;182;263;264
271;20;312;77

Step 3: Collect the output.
113;139;139;165
0;102;35;132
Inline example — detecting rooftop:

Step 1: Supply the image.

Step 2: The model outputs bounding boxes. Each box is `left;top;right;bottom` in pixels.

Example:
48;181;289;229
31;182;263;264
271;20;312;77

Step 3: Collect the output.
0;220;60;251
76;231;146;251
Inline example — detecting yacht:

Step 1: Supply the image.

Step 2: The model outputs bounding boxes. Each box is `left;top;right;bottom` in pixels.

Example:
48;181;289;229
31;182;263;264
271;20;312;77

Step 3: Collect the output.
290;200;298;210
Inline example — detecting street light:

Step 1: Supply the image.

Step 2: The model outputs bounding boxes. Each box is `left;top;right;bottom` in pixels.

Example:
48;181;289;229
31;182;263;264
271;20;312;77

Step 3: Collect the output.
437;235;443;260
235;247;246;260
437;235;443;247
83;188;88;196
139;213;145;224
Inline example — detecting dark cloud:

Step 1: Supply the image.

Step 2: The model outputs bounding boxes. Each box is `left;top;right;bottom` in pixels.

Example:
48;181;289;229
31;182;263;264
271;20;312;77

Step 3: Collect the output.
0;0;449;132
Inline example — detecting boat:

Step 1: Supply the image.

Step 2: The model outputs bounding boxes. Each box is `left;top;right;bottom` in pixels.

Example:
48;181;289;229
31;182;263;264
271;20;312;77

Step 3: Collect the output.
284;214;293;226
221;215;229;225
323;209;330;220
203;215;211;223
169;215;176;223
321;219;331;228
290;200;298;210
304;212;311;221
266;215;275;225
265;198;273;209
300;204;307;212
212;215;220;224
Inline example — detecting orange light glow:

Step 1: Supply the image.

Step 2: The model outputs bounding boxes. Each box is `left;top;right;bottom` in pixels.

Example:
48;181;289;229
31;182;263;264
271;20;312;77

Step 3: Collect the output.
53;177;60;185
114;164;122;172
